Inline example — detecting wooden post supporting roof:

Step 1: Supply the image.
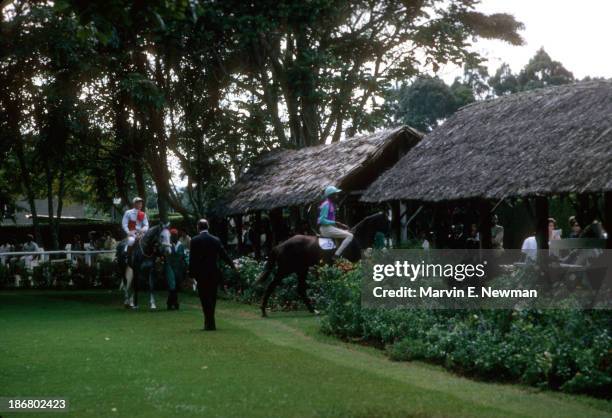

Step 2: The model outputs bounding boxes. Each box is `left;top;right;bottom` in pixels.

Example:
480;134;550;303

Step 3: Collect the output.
604;192;612;250
269;208;284;245
290;206;302;234
391;201;401;247
478;199;492;249
535;196;549;250
234;215;243;254
253;211;262;260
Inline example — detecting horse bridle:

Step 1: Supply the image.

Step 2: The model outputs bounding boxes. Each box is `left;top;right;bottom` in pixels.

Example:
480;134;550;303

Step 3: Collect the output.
138;228;164;259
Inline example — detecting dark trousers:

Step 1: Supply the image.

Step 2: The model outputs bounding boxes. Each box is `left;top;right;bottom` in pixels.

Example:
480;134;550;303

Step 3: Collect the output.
197;280;218;330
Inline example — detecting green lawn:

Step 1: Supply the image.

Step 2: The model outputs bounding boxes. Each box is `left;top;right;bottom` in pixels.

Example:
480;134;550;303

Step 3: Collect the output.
1;291;610;418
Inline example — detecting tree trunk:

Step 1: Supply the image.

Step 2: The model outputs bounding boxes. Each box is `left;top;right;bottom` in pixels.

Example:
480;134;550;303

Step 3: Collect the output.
296;28;318;146
53;171;66;251
113;85;131;207
15;140;42;244
133;158;147;202
45;162;59;250
113;162;129;208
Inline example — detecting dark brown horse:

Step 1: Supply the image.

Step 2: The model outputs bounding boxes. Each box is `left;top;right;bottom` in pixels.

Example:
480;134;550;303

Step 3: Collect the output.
257;212;390;316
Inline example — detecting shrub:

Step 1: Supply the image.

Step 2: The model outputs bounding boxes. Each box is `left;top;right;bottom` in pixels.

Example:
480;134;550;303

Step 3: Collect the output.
314;262;612;397
220;257;307;311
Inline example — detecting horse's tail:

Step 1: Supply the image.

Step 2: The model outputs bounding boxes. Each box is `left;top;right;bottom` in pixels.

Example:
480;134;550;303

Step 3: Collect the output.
256;247;277;284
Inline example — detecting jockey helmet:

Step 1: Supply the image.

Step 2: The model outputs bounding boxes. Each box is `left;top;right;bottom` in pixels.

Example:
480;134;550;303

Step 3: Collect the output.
132;196;144;205
324;185;342;198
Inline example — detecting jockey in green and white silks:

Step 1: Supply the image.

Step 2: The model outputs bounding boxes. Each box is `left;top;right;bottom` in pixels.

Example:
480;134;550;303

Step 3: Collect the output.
318;186;353;257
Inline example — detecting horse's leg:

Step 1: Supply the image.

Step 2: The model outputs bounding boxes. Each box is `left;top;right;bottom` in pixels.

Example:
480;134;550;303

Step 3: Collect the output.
148;264;156;310
297;270;315;313
132;265;139;309
261;270;288;317
124;266;134;307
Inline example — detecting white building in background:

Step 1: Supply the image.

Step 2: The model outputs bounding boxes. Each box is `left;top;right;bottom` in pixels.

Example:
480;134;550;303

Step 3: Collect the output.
1;198;98;226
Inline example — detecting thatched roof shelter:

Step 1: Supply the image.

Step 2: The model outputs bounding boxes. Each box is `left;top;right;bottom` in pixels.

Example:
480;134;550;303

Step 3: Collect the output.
219;126;422;216
362;80;612;203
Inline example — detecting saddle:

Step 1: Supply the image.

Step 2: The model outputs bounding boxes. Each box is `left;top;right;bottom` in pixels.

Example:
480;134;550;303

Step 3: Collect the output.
318;237;336;250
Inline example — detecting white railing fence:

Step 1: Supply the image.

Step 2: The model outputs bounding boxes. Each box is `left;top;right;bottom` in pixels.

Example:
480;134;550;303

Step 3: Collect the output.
0;248;117;269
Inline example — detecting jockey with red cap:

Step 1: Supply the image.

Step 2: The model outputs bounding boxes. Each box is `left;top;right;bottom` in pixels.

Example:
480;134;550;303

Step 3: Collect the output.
122;197;149;251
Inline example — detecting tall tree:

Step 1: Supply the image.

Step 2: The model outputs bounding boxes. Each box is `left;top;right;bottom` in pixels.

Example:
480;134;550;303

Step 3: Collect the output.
392;75;477;132
0;0;43;241
489;48;575;96
225;0;523;146
3;0;525;228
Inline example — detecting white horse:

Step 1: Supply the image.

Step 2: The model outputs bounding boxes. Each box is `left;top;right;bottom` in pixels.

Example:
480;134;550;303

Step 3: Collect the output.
117;224;171;310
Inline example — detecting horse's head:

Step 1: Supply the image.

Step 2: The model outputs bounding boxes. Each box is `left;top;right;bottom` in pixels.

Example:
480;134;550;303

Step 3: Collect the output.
351;212;391;249
141;224;172;257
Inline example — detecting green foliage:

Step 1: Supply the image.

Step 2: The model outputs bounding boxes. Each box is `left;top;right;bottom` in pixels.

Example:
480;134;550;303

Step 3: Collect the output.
393;77;460;132
489;48;575;96
220;257;306;310
2;0;525;226
391;73;480;132
316;264;612;397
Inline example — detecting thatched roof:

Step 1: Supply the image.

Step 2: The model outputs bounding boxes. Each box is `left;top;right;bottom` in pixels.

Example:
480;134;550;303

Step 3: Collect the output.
219;126;422;216
363;80;612;203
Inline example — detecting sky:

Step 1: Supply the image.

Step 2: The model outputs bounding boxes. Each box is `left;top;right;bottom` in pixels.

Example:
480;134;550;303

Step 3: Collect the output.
438;0;612;82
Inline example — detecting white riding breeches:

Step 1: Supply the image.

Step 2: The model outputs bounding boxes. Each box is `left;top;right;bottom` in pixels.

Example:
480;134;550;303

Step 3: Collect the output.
319;225;353;257
124;233;137;252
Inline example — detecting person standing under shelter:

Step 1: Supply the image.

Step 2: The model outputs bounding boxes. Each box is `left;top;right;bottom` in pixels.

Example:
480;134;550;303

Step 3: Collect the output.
568;216;582;238
23;234;39;253
521;234;538;262
189;219;237;331
22;234;40;267
491;215;504;249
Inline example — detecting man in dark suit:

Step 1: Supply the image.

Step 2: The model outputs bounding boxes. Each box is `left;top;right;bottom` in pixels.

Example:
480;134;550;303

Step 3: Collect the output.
189;219;237;330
